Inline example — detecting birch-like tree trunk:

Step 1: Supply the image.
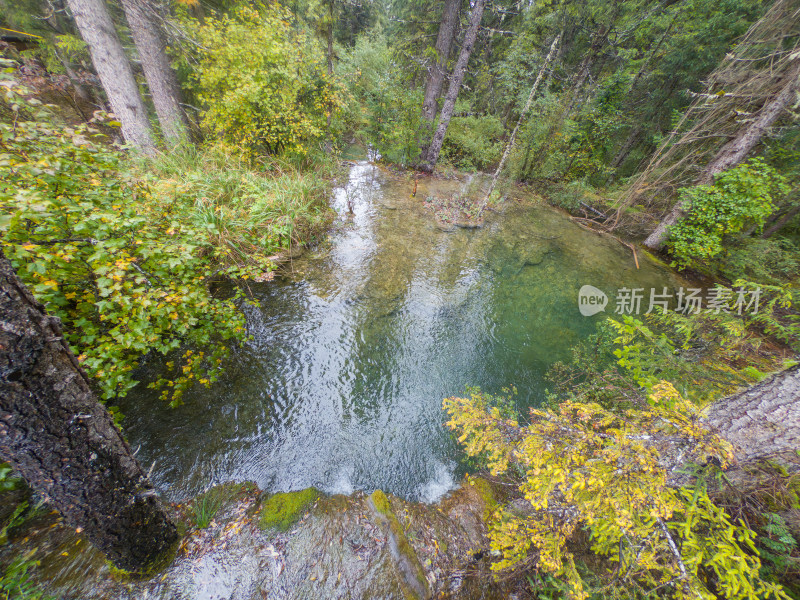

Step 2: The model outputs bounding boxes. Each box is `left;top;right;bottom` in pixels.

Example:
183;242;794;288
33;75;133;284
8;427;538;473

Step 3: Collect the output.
120;0;189;143
477;34;560;216
0;250;178;571
643;59;800;250
66;0;156;154
419;0;485;173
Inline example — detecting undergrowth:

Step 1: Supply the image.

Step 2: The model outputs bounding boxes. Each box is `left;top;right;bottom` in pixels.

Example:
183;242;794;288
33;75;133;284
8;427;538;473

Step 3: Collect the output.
135;143;338;267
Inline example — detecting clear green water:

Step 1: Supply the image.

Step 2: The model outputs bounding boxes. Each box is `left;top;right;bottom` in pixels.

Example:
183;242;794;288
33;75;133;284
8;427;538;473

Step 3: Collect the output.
120;161;683;503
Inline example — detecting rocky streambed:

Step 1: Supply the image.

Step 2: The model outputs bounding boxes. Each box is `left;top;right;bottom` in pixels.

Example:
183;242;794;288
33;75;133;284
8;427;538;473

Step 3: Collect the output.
1;477;531;599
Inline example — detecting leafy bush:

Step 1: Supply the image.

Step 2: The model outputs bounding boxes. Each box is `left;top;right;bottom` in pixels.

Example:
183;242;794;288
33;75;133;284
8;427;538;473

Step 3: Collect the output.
720;237;800;285
440;114;504;171
549;279;799;412
0;76;252;406
548;180;597;212
336;32;423;165
668;160;790;269
444;385;789;600
181;3;339;157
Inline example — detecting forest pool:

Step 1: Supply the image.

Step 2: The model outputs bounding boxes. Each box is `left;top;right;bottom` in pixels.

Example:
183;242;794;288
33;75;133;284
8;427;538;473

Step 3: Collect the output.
120;160;684;503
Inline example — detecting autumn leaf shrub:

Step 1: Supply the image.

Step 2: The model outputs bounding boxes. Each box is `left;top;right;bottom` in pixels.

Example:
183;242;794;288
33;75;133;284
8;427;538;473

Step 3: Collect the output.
444;384;790;600
668;159;789;269
0;76;254;406
180;3;340;157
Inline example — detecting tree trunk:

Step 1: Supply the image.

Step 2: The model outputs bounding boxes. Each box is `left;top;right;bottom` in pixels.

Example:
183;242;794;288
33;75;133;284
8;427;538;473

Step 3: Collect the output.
419;0;485;174
698;60;800;186
477;34;561;215
706;365;800;465
643;59;800;250
120;0;189;143
0;250;178;571
66;0;156;154
761;202;800;238
417;0;461;156
610;125;642;170
562;25;609;117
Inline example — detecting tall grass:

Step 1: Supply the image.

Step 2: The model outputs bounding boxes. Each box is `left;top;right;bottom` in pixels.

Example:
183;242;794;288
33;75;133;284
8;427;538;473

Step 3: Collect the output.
134;144;339;267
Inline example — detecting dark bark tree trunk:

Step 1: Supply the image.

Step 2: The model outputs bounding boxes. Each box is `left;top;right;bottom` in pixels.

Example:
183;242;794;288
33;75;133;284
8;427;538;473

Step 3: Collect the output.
419;0;485;173
706;365;800;465
422;0;461;117
643;59;800;250
66;0;155;154
120;0;189;144
761;202;800;238
418;0;461;157
0;250;178;571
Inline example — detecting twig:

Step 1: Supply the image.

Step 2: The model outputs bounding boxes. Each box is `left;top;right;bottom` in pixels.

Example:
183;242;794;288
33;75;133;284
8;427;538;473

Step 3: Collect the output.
657;516;689;582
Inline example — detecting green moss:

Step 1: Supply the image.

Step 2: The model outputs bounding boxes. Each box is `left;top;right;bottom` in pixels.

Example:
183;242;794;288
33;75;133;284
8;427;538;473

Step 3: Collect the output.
469;476;498;522
258;487;320;532
370;489;393;516
788;475;800;510
368;490;430;600
106;536;179;579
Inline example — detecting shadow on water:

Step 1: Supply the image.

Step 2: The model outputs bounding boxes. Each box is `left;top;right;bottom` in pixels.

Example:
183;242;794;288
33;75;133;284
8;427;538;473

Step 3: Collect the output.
119;160;684;504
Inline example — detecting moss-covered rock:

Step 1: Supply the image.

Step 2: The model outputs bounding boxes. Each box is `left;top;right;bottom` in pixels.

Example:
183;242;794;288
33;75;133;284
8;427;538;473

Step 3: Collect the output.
467;476;498;522
258;487;320;532
368;489;431;600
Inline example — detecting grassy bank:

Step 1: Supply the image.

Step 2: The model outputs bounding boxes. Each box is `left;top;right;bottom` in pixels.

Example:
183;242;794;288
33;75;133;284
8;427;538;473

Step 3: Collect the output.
135;144;339;269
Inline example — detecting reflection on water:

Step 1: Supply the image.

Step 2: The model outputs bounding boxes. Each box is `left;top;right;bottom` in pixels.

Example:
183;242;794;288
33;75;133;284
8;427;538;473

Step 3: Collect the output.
120;161;683;503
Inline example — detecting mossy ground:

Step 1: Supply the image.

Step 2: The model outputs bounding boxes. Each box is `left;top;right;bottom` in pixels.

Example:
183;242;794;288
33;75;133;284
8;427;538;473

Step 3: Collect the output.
258;487;320;532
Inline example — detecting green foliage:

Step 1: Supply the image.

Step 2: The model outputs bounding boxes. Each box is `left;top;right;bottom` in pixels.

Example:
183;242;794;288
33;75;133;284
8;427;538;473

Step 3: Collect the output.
0;502;29;547
336;32;423;165
440;114;504;172
445;385;789;599
0;553;54;600
758;512;799;579
192;488;224;529
0;466;19;494
22;34;89;77
258;488;319;531
720;237;800;286
181;3;339;157
549;280;799;412
548;180;598;212
668;160;790;269
0;76;252;406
